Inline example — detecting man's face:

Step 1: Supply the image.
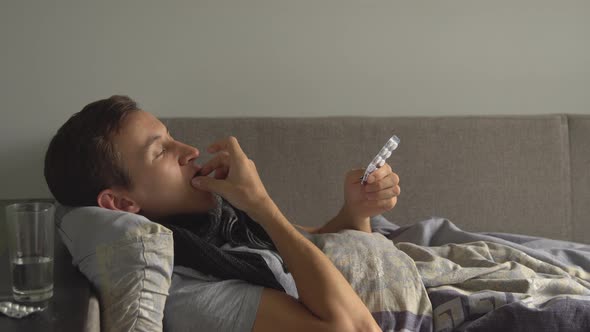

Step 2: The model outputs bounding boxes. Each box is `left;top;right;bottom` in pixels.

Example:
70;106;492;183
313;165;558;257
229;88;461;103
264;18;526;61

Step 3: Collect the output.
112;110;216;219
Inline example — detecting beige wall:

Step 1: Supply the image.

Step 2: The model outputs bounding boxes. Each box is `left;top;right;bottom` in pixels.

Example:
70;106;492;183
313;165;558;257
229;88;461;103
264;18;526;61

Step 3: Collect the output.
1;1;589;199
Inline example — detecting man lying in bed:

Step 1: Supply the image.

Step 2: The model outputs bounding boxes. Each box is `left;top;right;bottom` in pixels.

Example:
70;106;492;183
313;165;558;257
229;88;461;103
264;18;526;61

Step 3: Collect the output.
44;95;401;332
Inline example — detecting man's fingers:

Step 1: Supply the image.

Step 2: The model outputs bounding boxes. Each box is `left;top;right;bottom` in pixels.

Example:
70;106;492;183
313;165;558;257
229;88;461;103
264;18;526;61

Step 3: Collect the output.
364;172;399;193
366;163;392;184
214;167;229;179
364;177;393;193
365;185;401;200
192;175;229;194
199;151;230;176
207;136;247;159
362;196;397;209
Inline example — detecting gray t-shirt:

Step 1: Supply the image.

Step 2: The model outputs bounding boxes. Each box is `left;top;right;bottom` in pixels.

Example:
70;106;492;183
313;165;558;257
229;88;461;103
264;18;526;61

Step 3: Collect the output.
163;216;397;332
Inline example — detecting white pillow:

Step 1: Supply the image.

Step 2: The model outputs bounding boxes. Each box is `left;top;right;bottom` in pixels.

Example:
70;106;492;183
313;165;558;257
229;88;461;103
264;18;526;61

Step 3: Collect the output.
55;204;173;332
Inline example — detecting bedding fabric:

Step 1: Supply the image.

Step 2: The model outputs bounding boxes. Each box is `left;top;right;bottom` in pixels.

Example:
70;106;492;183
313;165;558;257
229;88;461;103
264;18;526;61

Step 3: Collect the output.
309;230;433;332
368;217;590;332
58;202;589;332
164;216;590;331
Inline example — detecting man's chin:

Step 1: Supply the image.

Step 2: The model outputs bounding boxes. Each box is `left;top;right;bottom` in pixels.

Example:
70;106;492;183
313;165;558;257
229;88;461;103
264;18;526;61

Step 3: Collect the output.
189;191;218;211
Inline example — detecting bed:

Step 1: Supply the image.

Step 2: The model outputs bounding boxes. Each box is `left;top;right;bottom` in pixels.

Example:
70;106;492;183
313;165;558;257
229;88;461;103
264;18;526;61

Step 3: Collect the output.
2;114;589;331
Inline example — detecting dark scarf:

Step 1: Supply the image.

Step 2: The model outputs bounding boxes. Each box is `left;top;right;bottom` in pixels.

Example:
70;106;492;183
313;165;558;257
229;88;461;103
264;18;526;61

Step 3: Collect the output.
159;194;287;292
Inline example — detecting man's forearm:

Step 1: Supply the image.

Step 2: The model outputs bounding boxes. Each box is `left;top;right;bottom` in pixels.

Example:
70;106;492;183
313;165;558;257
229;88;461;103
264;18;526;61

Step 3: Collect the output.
249;200;378;329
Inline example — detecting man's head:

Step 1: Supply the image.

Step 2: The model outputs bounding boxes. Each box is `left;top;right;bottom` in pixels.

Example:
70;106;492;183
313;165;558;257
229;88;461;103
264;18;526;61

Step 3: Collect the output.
44;95;216;220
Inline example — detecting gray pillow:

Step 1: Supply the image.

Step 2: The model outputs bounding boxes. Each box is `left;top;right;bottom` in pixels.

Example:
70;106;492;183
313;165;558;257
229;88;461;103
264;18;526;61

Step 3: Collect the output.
55;204;173;332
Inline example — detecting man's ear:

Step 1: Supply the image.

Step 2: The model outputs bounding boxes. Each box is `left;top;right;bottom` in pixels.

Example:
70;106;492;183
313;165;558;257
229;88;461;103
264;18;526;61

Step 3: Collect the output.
97;188;141;213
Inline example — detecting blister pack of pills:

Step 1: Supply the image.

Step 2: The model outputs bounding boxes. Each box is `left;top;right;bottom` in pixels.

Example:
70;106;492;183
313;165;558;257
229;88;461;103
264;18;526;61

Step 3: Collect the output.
0;301;45;319
360;135;400;185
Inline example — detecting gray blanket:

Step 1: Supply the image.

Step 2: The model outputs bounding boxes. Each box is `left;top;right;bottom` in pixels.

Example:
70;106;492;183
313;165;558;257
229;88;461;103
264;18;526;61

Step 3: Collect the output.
310;217;590;332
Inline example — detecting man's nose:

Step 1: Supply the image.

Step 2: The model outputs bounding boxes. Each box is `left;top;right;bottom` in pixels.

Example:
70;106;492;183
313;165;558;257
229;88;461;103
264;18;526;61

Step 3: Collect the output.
179;144;200;165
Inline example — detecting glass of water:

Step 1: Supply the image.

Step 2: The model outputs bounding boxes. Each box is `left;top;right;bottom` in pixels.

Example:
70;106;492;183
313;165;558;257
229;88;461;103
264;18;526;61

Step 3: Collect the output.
5;202;54;305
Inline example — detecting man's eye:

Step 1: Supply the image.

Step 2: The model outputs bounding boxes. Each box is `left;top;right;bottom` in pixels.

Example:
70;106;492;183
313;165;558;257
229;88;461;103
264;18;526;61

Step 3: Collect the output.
157;148;166;158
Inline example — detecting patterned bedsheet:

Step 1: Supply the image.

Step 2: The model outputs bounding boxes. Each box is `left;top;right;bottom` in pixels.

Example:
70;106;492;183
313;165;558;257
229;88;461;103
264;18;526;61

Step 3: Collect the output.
309;217;590;332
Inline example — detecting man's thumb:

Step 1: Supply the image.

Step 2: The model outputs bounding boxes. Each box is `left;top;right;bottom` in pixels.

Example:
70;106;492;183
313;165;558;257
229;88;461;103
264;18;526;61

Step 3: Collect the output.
192;176;225;193
347;168;365;181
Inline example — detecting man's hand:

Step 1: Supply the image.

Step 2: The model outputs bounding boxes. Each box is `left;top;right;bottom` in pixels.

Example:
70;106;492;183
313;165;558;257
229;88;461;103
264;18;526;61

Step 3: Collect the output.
299;163;400;235
342;163;400;222
191;136;276;219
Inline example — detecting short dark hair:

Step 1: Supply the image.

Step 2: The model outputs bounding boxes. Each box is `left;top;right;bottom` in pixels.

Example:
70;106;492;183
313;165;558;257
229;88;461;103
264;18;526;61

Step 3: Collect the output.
44;95;140;207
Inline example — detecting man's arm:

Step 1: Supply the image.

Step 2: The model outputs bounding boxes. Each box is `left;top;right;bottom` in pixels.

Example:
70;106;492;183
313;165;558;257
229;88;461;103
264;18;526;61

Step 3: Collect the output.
194;137;380;332
250;202;379;332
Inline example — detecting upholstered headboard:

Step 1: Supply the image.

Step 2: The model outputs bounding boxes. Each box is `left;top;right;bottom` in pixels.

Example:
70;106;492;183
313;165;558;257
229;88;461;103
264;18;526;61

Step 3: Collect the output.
163;114;589;243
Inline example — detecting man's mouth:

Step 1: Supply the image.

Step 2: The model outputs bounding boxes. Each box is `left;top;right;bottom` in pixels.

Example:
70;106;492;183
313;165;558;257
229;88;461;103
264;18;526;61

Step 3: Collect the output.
192;169;202;179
